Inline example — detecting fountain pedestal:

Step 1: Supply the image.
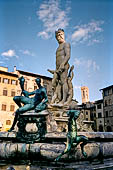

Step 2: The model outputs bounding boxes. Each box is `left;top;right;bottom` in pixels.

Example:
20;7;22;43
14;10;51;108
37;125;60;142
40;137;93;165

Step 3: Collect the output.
16;110;49;143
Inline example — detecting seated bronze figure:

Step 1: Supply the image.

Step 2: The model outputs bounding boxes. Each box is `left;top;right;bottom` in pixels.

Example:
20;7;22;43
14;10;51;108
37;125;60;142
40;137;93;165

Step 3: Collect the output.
8;77;48;132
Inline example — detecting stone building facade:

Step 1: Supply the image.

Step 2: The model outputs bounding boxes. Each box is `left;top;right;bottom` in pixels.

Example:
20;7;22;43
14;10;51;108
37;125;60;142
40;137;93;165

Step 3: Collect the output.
0;66;52;131
0;67;18;131
101;85;113;132
81;100;105;132
80;86;95;131
95;99;104;132
80;102;96;131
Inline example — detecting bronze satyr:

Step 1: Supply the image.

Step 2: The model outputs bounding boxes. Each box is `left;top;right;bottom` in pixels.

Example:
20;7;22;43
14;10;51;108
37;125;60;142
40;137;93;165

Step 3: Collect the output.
55;110;88;161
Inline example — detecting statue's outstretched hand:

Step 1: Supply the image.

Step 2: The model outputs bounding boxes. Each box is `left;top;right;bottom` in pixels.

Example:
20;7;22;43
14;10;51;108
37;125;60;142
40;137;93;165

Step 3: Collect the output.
47;69;55;74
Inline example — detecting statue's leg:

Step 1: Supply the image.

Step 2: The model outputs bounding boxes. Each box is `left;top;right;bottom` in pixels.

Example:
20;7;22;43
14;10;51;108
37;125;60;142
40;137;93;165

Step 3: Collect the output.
18;103;35;114
51;83;62;104
13;96;33;106
9;98;35;132
13;96;22;107
62;80;68;103
80;137;88;158
55;135;72;161
52;72;58;89
57;83;62;101
8;109;20;132
64;79;73;105
76;136;88;158
59;72;68;104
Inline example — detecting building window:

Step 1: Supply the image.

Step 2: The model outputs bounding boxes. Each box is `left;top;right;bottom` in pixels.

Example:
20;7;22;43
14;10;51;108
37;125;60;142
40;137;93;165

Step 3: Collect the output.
109;99;112;105
11;90;15;97
3;78;10;84
99;125;103;132
11;80;16;85
104;100;107;106
98;112;102;118
3;78;8;84
83;91;85;98
108;89;112;95
106;111;108;117
86;118;88;121
107;126;112;132
109;110;112;117
104;90;108;96
86;111;88;115
2;104;7;111
34;84;37;90
6;120;11;125
97;104;101;109
10;105;15;111
94;113;96;117
3;89;8;96
0;77;1;83
107;120;109;123
86;94;88;100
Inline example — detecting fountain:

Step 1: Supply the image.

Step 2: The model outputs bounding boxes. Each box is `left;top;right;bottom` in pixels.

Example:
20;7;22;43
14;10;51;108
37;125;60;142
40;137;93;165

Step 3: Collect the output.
0;29;113;169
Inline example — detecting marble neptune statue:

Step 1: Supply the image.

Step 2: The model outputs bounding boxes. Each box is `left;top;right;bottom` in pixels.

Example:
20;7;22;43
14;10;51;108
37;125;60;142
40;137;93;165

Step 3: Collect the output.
48;29;74;105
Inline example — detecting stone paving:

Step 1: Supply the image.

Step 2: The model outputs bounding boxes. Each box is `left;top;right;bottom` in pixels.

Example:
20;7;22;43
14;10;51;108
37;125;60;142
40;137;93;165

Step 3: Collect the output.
0;158;113;170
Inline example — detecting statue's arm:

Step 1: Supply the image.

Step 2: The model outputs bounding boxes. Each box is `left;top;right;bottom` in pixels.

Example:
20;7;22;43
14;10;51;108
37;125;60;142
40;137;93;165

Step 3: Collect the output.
22;90;36;96
47;69;55;74
68;65;74;79
42;89;48;104
18;76;25;93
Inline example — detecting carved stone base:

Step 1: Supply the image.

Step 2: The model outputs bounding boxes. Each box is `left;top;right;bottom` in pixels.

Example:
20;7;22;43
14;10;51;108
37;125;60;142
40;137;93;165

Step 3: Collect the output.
16;110;49;143
47;105;68;132
47;104;94;132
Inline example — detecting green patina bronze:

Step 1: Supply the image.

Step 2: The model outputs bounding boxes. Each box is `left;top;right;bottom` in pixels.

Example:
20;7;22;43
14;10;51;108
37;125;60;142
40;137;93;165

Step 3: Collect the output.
55;110;89;161
8;76;48;142
16;112;47;143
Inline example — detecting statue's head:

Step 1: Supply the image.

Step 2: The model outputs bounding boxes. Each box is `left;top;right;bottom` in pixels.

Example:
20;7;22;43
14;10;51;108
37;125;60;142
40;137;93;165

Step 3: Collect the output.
67;110;80;119
35;78;41;85
55;28;65;44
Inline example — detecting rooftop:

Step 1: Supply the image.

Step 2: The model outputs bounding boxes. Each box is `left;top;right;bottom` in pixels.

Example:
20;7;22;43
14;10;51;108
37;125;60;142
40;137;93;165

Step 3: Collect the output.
94;99;103;104
16;69;52;80
100;85;113;91
0;70;18;77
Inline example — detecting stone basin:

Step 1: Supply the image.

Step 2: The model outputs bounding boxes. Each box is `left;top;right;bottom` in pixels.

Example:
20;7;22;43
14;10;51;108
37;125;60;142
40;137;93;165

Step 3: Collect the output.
0;132;113;162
